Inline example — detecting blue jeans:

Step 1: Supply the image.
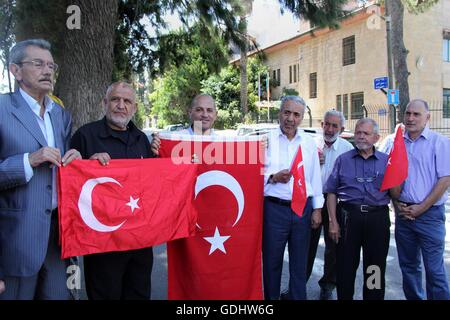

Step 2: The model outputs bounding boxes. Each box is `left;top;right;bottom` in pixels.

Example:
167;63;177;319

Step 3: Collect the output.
262;197;312;300
395;205;450;300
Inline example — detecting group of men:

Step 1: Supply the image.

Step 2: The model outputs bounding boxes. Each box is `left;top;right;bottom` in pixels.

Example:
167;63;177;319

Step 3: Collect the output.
0;39;449;300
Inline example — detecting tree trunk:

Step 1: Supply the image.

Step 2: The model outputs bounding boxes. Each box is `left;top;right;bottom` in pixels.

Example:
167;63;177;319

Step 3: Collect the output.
240;40;248;118
387;0;410;122
54;0;119;132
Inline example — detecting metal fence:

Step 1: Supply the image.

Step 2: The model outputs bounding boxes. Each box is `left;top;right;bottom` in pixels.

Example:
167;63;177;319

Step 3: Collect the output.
253;101;450;140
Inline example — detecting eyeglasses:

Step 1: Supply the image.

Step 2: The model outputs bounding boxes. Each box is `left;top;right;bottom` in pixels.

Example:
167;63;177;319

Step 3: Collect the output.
18;59;58;72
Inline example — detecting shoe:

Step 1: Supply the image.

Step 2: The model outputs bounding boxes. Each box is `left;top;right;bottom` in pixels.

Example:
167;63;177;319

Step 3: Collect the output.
280;290;290;300
319;288;333;300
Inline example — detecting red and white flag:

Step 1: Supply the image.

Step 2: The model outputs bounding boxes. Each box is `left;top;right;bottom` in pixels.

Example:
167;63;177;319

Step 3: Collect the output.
57;159;198;259
380;127;408;191
290;146;307;216
159;134;264;300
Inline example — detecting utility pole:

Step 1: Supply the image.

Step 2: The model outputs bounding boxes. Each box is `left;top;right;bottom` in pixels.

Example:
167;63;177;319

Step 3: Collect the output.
385;0;396;133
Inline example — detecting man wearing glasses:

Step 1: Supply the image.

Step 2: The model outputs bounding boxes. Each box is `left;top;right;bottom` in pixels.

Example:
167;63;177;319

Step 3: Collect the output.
0;39;81;299
325;118;392;300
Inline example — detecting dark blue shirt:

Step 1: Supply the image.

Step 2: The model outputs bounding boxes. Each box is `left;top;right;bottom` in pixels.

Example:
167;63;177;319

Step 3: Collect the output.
324;148;390;206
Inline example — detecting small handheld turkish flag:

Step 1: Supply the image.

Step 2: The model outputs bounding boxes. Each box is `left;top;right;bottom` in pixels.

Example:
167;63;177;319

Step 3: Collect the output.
380;127;408;191
290;146;307;216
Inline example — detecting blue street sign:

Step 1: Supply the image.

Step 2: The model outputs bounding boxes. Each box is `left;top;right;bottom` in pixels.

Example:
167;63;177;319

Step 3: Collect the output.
374;77;389;89
387;89;399;105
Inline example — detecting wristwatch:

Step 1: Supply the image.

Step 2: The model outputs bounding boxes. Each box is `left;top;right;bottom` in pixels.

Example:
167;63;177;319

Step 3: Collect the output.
268;174;275;184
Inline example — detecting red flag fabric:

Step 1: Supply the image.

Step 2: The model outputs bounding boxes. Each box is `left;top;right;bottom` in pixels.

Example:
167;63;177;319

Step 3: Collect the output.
380;127;408;191
57;158;198;259
290;146;307;216
159;134;264;300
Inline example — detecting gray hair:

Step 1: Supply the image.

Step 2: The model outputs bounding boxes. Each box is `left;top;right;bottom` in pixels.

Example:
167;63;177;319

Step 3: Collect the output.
355;118;379;134
105;81;136;100
406;99;429;112
324;109;346;128
280;95;306;113
9;39;52;65
190;94;216;109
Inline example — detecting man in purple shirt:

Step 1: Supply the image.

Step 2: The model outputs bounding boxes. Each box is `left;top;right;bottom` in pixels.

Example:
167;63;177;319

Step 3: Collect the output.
392;99;450;300
325;118;392;300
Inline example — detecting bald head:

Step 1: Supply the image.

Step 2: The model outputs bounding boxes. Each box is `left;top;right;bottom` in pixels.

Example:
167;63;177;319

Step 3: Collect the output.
189;94;217;134
404;99;430;139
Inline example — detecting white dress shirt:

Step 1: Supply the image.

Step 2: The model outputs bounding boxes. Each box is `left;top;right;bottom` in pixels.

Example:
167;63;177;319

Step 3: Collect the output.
20;88;58;209
318;137;354;191
264;128;324;209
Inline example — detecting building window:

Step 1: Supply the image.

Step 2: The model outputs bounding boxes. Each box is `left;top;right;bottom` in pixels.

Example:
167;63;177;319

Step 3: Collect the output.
343;35;356;66
336;95;342;112
293;64;297;83
309;72;317;98
343;94;349;119
350;92;364;119
289;66;292;84
272;69;281;87
444;38;450;62
444;89;450;118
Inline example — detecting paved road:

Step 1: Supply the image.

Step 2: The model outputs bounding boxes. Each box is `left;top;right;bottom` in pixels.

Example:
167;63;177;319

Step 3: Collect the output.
150;196;450;300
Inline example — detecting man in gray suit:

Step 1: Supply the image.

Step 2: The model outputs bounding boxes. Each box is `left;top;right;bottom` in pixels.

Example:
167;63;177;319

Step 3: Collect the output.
0;39;81;299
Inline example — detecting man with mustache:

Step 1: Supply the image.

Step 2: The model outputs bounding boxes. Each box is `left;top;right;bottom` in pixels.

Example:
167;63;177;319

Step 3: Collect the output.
263;96;323;300
70;82;155;300
0;39;81;299
392;99;450;300
325;118;393;300
306;110;353;300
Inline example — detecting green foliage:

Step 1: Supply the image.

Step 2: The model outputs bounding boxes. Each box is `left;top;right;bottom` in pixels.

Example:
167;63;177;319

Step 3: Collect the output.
282;87;299;96
279;0;349;29
379;0;440;14
201;58;269;128
132;101;146;129
402;0;440;13
149;25;229;128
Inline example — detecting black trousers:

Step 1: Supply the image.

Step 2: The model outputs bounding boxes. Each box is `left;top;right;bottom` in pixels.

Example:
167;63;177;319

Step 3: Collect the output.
336;203;390;300
84;247;153;300
306;195;337;290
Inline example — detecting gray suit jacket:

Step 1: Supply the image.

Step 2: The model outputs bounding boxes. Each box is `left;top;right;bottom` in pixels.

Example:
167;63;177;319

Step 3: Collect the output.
0;90;72;278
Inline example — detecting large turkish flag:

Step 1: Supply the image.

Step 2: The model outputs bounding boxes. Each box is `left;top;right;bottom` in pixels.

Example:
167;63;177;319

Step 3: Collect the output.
160;134;264;300
57;158;198;259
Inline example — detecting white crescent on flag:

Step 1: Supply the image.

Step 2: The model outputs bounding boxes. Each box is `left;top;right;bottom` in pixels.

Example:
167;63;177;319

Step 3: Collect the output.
78;177;127;233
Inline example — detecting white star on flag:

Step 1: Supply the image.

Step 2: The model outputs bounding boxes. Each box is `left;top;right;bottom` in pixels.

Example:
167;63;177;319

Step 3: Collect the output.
203;227;231;255
126;196;140;213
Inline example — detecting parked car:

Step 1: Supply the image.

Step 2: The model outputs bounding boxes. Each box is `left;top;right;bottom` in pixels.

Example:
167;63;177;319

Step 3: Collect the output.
163;124;185;132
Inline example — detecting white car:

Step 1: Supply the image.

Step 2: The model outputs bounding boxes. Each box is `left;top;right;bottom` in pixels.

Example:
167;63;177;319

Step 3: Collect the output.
236;123;280;137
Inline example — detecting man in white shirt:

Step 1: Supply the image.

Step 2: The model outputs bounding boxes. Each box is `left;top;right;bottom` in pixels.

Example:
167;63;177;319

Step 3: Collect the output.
263;96;323;300
306;110;353;299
